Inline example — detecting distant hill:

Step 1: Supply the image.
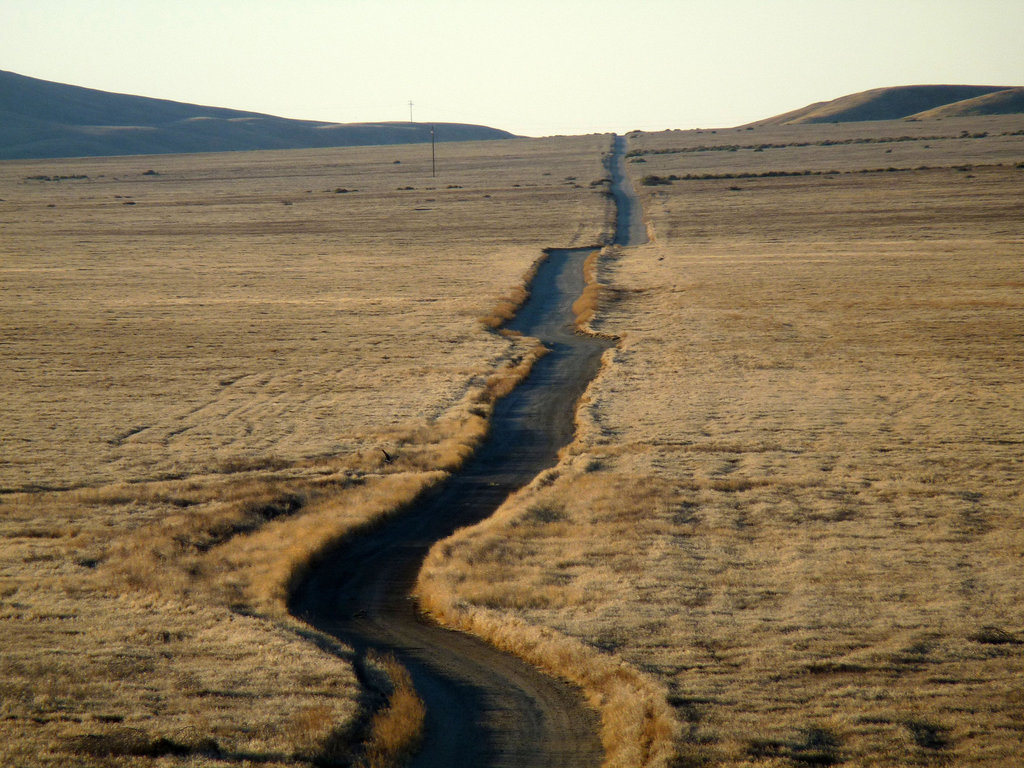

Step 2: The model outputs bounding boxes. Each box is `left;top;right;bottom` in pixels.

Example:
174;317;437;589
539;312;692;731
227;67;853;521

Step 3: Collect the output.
907;87;1024;119
0;69;516;160
749;84;1019;126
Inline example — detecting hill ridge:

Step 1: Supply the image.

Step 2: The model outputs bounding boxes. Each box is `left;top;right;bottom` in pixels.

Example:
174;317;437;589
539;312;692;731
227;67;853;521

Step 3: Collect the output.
749;84;1020;126
908;87;1024;120
0;69;516;160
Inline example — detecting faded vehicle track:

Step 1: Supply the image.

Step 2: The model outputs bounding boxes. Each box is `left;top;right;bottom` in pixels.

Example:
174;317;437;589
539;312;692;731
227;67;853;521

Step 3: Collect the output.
290;135;643;766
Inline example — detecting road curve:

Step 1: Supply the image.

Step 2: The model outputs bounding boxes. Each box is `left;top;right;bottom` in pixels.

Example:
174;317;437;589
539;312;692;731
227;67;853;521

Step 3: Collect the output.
290;136;642;767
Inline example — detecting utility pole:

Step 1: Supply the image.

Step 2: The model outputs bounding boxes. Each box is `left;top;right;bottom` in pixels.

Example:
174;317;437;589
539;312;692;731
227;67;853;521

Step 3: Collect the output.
408;100;414;122
431;125;436;178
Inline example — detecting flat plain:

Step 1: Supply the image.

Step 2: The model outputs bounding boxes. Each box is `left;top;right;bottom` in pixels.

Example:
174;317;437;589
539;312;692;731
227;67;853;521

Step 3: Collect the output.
0;135;611;765
418;115;1024;766
4;113;1023;767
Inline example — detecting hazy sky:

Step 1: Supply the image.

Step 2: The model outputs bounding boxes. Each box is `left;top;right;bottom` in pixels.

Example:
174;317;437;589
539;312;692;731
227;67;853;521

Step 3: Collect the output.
4;0;1023;136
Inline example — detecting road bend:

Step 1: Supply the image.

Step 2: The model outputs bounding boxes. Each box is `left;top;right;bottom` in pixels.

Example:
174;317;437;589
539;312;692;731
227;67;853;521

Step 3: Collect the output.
290;135;644;767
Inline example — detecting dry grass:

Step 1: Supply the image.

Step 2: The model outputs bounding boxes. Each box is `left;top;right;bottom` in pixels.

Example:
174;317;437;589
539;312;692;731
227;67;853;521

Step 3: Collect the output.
354;653;426;768
417;473;680;768
418;115;1024;766
0;135;610;765
1;138;608;491
571;247;605;330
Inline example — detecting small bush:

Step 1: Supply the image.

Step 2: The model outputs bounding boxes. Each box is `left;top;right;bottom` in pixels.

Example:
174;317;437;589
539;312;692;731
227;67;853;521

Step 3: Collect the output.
25;174;88;182
67;729;193;758
970;625;1021;645
905;720;949;751
641;175;673;186
521;502;566;524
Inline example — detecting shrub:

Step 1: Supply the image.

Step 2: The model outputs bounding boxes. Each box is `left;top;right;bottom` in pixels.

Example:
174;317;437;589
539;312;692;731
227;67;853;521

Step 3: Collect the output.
970;625;1021;645
67;729;196;758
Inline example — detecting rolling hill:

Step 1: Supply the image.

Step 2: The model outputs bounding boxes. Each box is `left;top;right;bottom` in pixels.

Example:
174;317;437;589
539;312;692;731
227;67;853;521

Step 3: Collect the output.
908;86;1024;119
0;69;516;160
750;84;1020;126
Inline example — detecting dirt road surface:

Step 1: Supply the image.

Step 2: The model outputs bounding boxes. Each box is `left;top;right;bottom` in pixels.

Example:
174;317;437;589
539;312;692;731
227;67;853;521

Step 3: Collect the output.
291;136;643;766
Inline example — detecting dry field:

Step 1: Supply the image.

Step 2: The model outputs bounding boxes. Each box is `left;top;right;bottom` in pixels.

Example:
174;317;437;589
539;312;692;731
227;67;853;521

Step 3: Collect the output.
0;135;612;765
418;115;1024;766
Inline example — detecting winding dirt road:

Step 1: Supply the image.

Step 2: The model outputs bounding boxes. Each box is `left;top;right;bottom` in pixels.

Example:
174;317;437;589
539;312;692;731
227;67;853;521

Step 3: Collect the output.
290;136;643;766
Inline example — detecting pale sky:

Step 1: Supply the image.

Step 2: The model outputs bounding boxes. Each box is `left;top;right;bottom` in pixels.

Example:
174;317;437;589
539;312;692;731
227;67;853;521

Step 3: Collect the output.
4;0;1023;136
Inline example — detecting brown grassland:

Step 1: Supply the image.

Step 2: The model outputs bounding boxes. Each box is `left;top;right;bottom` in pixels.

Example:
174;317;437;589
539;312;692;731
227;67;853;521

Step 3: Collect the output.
0;135;612;765
416;115;1024;766
3;112;1023;768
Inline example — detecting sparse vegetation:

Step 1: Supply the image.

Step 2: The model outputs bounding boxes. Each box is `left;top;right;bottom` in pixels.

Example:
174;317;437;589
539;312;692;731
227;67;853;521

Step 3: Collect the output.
625;131;999;159
24;173;89;181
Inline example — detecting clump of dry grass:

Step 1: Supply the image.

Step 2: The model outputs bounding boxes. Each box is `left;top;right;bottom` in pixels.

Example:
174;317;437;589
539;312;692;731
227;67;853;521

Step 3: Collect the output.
480;282;530;328
571;248;604;330
66;728;197;759
217;471;445;615
480;255;546;329
355;653;426;768
477;340;549;402
571;246;637;340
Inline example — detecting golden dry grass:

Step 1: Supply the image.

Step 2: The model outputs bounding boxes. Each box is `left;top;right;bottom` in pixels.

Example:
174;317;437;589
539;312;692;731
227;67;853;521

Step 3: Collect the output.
354;653;426;768
417;476;680;768
571;247;605;331
417;115;1024;766
1;138;609;490
0;135;611;765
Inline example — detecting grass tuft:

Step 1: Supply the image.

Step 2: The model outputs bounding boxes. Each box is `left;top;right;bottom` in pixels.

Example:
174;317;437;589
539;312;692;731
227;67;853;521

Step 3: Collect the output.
969;625;1022;645
67;728;200;758
354;654;426;768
